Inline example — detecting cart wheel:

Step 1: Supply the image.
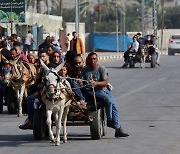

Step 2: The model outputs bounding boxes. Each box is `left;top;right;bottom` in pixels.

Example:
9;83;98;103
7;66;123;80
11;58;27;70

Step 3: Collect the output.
90;109;103;140
7;89;18;114
101;108;107;136
33;109;49;140
129;57;135;68
0;101;3;113
151;53;156;68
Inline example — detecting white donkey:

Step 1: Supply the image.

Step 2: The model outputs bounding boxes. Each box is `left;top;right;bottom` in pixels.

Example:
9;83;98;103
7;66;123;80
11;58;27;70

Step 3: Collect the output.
2;56;36;116
40;60;73;146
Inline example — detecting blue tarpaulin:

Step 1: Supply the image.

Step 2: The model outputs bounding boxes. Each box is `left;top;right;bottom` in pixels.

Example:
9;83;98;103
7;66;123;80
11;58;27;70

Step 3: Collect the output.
89;32;133;52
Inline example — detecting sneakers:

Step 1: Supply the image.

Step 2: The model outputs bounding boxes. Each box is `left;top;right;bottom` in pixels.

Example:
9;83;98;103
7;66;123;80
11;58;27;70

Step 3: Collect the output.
115;127;129;137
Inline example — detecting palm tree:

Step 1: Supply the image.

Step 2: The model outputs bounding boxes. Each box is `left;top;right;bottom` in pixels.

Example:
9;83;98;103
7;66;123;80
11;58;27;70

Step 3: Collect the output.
79;0;123;23
26;0;59;14
26;0;42;13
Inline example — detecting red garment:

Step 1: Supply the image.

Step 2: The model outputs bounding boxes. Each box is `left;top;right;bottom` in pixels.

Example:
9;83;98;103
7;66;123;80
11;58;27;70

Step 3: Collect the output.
19;53;29;62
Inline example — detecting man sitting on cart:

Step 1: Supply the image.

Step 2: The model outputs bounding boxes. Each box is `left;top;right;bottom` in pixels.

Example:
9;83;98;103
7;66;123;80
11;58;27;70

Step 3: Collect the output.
72;53;129;138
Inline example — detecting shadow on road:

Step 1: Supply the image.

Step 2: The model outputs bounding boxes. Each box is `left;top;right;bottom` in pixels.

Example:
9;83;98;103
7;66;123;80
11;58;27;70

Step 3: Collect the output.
0;133;93;147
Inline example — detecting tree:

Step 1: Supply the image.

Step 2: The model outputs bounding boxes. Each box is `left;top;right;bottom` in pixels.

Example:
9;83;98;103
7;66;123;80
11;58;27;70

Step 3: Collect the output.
79;0;123;23
26;0;59;14
26;0;42;13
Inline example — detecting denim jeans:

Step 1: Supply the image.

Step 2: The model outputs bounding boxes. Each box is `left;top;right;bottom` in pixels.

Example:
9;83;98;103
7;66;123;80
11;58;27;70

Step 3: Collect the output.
84;88;120;129
27;94;37;122
70;80;85;101
104;88;120;129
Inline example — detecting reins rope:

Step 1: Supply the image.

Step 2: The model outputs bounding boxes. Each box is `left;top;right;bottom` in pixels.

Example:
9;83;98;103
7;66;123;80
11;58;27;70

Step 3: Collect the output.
60;76;92;90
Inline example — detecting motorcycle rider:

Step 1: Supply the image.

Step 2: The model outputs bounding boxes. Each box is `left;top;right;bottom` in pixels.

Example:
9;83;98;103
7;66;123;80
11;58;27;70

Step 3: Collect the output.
122;35;139;68
150;34;161;66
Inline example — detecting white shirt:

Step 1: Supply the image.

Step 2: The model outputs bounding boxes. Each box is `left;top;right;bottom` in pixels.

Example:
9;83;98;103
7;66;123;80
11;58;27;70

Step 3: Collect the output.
131;41;139;52
25;33;33;45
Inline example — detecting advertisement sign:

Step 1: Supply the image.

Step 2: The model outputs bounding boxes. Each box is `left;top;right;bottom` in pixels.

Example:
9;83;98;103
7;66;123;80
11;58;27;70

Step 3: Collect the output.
0;0;25;23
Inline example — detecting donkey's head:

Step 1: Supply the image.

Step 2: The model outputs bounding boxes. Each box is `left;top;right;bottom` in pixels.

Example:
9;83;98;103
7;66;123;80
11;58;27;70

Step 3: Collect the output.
3;63;13;86
40;60;64;99
1;56;17;86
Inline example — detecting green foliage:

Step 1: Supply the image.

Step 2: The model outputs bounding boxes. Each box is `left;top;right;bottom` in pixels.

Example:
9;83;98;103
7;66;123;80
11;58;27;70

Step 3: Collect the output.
164;6;180;29
157;6;180;29
49;0;180;32
0;10;19;21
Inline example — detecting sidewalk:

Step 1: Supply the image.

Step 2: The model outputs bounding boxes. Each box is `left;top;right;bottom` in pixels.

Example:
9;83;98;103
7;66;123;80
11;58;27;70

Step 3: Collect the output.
83;52;124;61
84;50;168;61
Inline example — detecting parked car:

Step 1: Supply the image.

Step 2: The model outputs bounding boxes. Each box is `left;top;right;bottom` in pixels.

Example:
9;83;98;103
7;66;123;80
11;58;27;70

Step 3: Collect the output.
168;34;180;55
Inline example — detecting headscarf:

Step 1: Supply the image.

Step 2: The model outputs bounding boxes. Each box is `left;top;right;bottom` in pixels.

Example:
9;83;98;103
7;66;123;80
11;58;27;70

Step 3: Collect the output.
52;50;61;66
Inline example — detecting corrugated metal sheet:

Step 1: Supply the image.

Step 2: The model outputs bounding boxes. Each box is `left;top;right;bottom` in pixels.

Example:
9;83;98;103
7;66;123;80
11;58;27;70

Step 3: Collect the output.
89;32;133;52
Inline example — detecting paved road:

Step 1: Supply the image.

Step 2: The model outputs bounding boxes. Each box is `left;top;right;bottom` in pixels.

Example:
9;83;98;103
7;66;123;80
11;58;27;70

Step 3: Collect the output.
1;55;180;154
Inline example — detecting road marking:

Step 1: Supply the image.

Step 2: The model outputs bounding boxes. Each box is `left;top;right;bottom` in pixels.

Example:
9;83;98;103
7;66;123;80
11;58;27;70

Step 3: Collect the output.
120;84;150;99
159;78;166;81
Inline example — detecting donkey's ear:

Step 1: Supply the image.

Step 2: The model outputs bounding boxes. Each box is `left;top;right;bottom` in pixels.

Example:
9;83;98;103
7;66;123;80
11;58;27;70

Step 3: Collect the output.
40;59;50;72
1;55;9;64
55;62;65;72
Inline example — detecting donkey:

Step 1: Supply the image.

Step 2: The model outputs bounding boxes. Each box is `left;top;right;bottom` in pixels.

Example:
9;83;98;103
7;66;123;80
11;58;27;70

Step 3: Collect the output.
40;60;73;146
2;56;36;117
136;45;148;68
140;45;149;68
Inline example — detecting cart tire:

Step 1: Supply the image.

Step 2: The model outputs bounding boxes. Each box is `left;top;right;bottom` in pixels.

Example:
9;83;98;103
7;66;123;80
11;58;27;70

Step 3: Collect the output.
7;89;18;114
101;108;107;136
0;101;3;113
151;53;156;68
90;109;103;140
33;109;48;140
129;57;135;68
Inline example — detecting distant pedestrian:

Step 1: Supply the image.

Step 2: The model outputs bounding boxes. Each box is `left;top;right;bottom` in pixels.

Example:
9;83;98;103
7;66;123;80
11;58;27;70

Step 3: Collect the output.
65;33;70;51
10;34;21;48
24;31;34;55
70;32;85;55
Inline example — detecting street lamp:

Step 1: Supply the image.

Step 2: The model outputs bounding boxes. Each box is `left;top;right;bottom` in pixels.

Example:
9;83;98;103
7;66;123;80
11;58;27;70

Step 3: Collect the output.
75;0;79;36
115;0;119;52
10;0;16;35
141;0;145;37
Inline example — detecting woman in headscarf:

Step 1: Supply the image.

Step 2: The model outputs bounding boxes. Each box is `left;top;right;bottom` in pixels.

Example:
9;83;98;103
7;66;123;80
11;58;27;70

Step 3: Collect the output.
52;50;61;66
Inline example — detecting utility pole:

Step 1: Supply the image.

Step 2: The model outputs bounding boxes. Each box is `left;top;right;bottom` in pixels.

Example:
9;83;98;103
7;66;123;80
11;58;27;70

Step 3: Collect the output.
10;0;13;35
75;0;79;36
160;0;164;51
115;0;119;52
122;0;126;51
141;0;145;37
60;0;63;16
153;0;157;37
46;0;49;15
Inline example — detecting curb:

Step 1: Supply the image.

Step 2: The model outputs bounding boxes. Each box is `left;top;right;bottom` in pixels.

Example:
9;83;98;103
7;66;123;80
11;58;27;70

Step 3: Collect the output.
98;54;124;61
97;51;168;61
